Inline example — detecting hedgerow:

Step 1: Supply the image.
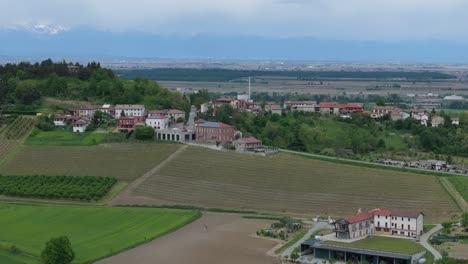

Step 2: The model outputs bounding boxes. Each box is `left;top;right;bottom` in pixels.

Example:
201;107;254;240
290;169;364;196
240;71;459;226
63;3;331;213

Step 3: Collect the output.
0;175;116;201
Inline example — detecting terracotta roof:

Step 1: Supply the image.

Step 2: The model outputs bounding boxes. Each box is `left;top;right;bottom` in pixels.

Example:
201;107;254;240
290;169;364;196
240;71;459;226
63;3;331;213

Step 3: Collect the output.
238;137;261;144
345;212;373;224
318;102;337;108
215;97;233;102
371;209;392;216
269;104;282;110
285;101;316;105
74;120;87;125
389;209;423;218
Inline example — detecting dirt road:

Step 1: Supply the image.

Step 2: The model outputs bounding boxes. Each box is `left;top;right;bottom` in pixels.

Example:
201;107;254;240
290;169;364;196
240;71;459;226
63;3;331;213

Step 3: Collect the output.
96;213;281;264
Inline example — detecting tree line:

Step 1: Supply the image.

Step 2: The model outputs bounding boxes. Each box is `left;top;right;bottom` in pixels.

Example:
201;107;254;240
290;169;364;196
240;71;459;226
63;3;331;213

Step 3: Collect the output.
200;105;468;158
116;68;456;82
0;59;191;114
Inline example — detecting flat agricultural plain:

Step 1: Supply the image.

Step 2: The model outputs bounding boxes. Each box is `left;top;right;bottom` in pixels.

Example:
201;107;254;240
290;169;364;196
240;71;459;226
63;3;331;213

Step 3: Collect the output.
132;147;459;223
0;202;199;264
0;143;180;181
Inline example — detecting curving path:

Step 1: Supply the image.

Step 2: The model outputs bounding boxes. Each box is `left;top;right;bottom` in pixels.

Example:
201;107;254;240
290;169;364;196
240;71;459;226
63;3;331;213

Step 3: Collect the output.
419;224;443;260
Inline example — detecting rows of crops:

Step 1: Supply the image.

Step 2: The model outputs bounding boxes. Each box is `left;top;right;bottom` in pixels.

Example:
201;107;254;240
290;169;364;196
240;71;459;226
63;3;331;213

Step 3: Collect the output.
0;175;117;201
0;116;35;140
134;147;459;222
0;143;181;180
0;140;18;160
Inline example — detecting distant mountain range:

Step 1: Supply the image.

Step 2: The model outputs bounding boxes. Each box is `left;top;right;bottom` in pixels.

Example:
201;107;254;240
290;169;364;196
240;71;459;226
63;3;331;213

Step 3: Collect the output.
1;27;468;63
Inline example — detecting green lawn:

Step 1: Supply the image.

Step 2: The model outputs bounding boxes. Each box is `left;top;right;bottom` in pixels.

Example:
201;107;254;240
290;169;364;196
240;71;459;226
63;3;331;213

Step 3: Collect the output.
447;177;468;202
322;236;425;255
0;203;200;264
275;229;308;254
25;129;125;146
0;250;38;264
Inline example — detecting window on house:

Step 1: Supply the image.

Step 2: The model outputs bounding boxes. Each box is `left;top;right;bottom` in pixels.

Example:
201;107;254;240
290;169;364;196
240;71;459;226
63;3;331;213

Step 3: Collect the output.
408;224;410;230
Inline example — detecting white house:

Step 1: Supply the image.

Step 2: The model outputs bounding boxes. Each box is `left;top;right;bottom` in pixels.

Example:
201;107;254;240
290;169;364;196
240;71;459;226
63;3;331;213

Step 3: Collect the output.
114;105;145;118
53;115;68;126
284;101;316;112
452;118;460;125
413;112;429;126
72;119;89;133
334;209;424;240
145;115;168;130
374;209;424;238
431;116;445;127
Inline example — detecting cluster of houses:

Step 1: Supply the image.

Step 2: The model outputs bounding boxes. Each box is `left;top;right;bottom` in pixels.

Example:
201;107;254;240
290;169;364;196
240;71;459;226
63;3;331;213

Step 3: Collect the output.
201;97;364;117
301;208;427;264
53;103;265;153
382;159;468;174
372;106;459;127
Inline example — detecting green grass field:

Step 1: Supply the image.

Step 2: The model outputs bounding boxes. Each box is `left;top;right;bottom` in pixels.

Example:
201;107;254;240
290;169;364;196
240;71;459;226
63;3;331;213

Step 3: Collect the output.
0;203;200;264
0;250;38;264
447;177;468;202
133;146;459;222
322;236;425;255
0;143;180;181
25;129;125;146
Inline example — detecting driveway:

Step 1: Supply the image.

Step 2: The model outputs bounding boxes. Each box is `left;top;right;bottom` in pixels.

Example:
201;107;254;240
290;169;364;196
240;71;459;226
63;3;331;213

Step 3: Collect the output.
281;222;333;257
419;224;443;260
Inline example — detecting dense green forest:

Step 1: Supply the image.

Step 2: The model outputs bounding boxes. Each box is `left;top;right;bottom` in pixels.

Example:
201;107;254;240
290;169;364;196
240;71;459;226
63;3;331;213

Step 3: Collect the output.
0;59;192;112
116;68;456;82
200;105;468;159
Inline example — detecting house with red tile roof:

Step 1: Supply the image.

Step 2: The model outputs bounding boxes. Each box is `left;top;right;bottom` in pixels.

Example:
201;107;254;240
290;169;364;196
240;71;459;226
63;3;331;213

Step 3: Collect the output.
233;137;262;152
334;208;424;240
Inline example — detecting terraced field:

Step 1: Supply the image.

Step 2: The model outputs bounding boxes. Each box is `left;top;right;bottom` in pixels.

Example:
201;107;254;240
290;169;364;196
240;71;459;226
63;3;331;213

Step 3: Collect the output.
133;147;459;222
0;143;180;181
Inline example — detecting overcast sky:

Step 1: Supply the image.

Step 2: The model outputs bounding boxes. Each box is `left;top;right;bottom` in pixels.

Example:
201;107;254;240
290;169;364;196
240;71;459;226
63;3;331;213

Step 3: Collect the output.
1;0;467;41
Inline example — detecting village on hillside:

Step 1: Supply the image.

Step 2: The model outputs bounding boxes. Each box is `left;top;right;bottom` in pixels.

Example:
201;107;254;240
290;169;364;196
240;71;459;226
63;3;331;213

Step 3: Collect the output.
50;91;466;175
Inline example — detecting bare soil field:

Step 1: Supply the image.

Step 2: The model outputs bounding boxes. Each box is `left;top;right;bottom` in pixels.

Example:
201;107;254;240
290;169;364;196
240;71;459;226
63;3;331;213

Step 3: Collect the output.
97;212;280;264
129;147;459;223
0;143;180;181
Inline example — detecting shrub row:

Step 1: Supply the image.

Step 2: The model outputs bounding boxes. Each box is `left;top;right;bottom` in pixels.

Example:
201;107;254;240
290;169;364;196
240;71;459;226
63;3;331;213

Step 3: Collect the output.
0;175;117;201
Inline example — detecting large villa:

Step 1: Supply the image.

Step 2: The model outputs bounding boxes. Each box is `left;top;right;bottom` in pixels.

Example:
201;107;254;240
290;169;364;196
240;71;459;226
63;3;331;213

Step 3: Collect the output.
301;209;427;264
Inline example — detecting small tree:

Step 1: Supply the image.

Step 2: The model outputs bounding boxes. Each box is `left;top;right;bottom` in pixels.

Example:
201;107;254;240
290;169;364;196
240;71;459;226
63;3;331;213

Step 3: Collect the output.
135;126;155;140
41;236;75;264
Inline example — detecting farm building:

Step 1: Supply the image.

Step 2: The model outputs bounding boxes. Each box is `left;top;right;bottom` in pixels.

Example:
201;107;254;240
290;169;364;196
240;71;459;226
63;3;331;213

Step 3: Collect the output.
114;105;145;119
233;137;262;152
300;239;426;264
373;106;398;117
452;117;460;125
195;121;235;143
334;209;424;240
